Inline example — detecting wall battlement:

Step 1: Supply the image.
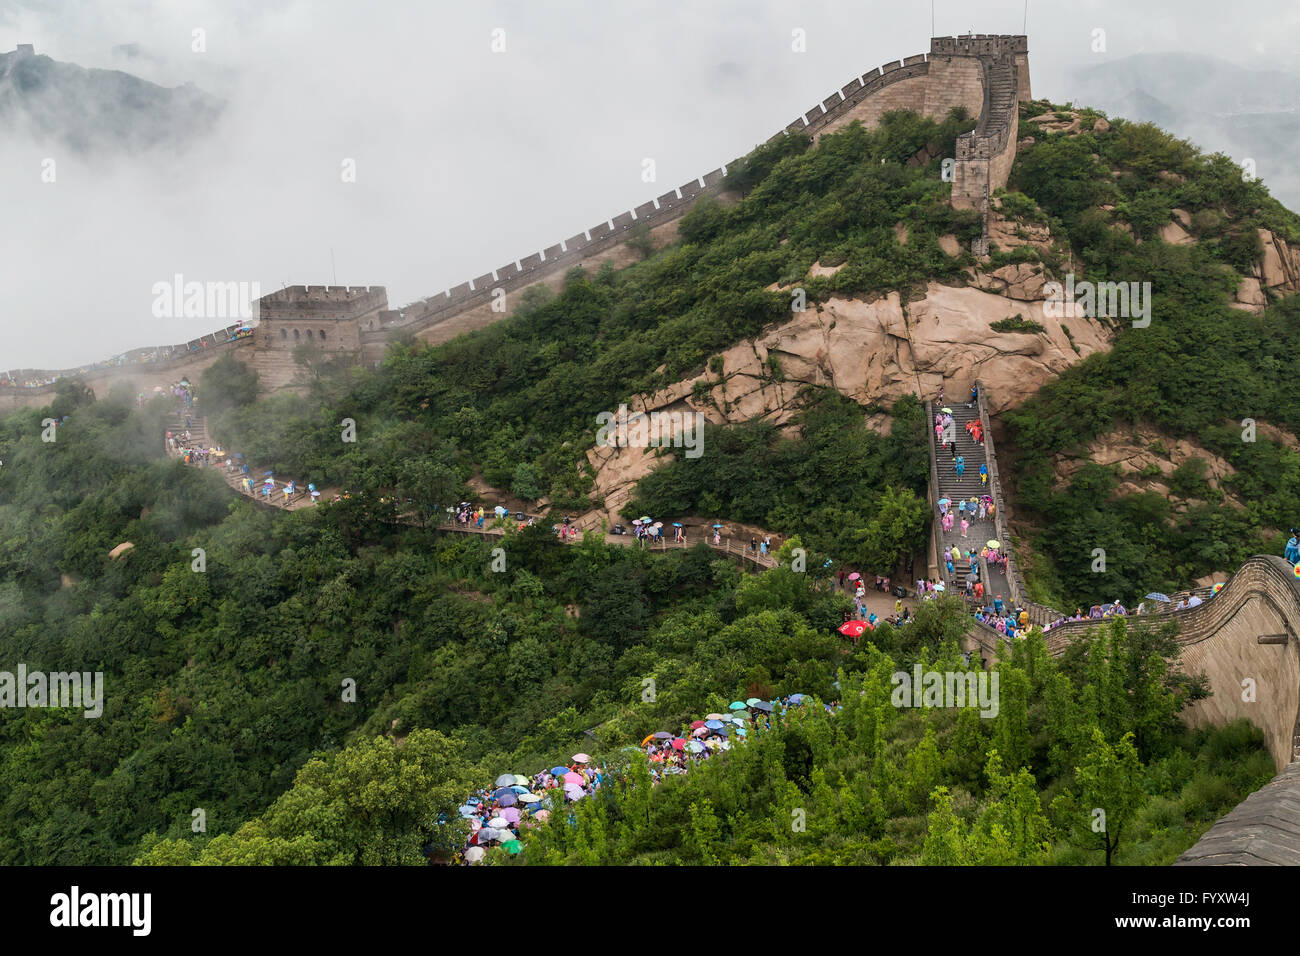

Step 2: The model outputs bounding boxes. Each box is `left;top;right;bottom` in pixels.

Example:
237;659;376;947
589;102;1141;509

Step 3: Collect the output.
3;33;1031;404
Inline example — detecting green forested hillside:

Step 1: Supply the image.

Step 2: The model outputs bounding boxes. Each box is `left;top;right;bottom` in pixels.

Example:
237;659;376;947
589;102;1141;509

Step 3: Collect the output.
0;103;1289;866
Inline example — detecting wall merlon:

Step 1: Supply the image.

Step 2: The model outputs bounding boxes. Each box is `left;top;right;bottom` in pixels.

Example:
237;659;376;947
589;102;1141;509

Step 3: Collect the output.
447;282;472;301
881;60;901;74
822;92;843;111
565;232;589;251
472;273;494;290
496;263;520;281
678;179;703;200
519;252;543;271
611;211;635;231
804;107;824;124
841;78;863;98
787;117;808;132
903;53;926;66
701;168;725;187
656;189;681;208
541;243;563;261
634;200;657;219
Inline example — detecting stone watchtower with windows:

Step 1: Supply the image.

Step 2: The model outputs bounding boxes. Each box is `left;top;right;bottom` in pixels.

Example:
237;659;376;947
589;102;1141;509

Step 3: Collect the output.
255;285;387;354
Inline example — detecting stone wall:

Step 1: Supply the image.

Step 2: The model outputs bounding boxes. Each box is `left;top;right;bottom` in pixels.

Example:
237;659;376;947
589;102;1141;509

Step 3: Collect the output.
4;34;1032;401
970;556;1300;772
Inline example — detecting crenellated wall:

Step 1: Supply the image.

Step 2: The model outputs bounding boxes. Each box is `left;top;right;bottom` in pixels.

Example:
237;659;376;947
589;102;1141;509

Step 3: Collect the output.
3;34;1032;404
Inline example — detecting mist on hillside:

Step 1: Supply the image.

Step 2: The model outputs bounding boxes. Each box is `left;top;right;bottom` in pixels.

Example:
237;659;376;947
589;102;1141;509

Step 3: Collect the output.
1;0;1298;369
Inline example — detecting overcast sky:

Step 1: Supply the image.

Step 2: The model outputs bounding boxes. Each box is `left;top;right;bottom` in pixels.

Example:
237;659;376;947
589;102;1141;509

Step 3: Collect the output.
2;0;1299;369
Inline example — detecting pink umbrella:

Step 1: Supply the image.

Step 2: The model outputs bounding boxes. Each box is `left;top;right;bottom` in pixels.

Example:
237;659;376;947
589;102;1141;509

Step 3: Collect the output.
562;771;584;787
671;738;686;750
848;572;861;580
500;807;522;824
535;810;550;823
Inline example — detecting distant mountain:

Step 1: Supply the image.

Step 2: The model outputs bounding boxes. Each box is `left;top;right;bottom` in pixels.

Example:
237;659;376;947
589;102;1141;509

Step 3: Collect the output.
1069;52;1300;208
0;46;222;153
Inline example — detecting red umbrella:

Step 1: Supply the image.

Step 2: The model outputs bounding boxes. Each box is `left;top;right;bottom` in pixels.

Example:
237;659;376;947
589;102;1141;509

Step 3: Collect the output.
839;620;868;637
689;720;706;729
671;738;686;750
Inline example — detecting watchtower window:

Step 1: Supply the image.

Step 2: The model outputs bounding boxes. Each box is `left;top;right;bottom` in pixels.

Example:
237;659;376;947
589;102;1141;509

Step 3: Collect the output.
294;328;300;340
280;328;287;340
306;329;313;339
319;329;326;341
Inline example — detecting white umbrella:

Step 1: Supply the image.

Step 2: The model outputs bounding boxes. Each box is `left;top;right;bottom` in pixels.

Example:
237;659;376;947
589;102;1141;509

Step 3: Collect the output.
464;846;486;863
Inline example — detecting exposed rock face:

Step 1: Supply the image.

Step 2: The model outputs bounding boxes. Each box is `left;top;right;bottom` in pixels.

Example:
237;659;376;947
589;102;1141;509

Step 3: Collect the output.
585;262;1113;514
1049;424;1241;504
1256;228;1300;292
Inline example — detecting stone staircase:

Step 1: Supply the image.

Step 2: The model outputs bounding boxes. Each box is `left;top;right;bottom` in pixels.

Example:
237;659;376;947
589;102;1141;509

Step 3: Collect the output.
927;396;1008;600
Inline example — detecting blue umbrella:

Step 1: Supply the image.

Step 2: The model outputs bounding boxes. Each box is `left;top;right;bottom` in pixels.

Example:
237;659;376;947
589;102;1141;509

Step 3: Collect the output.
263;471;274;476
510;785;530;794
705;719;724;730
496;792;518;807
550;766;568;777
788;693;807;703
1145;592;1171;602
672;522;682;527
492;787;515;800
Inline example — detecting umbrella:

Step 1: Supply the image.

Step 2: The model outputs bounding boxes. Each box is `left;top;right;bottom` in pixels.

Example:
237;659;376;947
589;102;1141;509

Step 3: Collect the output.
745;697;762;706
458;804;477;818
1145;592;1171;602
465;846;486;863
848;572;861;581
672;522;682;527
535;810;551;823
496;792;518;807
728;701;746;711
705;719;724;730
562;771;585;787
518;793;542;804
488;816;511;829
551;765;570;776
572;753;590;764
705;713;726;721
652;522;662;530
565;786;586;802
671;738;686;750
639;516;652;523
503;840;523;855
689;720;706;729
752;701;774;713
712;524;723;529
987;539;1001;549
686;741;705;753
1293;561;1300;579
938;497;950;506
653;731;673;740
501;808;522;824
737;727;748;737
788;693;807;703
492;787;515;800
934;582;946;591
632;519;642;525
729;716;745;725
513;774;530;786
941;406;952;413
263;471;274;476
494;774;516;787
692;727;708;737
839;620;868;637
1212;582;1225;594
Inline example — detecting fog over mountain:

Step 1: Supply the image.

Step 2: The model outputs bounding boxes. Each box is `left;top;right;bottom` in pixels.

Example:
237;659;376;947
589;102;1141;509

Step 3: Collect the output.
2;0;1299;370
1069;52;1300;209
0;46;222;153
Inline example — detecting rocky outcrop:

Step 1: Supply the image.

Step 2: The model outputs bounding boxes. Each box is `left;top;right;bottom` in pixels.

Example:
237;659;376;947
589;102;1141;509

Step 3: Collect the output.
586;263;1113;514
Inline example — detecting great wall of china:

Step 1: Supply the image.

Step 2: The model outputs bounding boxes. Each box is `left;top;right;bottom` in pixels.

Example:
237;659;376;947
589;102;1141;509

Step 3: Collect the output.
0;34;1028;410
11;32;1297;858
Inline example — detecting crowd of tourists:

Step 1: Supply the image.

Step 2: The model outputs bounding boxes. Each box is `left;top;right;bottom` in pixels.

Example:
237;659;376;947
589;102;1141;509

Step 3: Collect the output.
451;693;818;864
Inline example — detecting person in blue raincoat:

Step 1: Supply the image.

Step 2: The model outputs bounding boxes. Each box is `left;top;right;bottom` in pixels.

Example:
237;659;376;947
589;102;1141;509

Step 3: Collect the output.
1286;531;1299;564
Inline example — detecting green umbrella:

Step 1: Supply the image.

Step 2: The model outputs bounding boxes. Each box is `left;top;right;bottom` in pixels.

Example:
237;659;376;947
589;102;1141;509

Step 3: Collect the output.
729;701;746;711
745;697;763;707
503;839;522;855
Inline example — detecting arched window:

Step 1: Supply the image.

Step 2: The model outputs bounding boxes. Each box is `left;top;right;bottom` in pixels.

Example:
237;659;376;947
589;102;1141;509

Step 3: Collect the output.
280;328;287;340
306;329;313;340
293;328;300;340
319;329;326;341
